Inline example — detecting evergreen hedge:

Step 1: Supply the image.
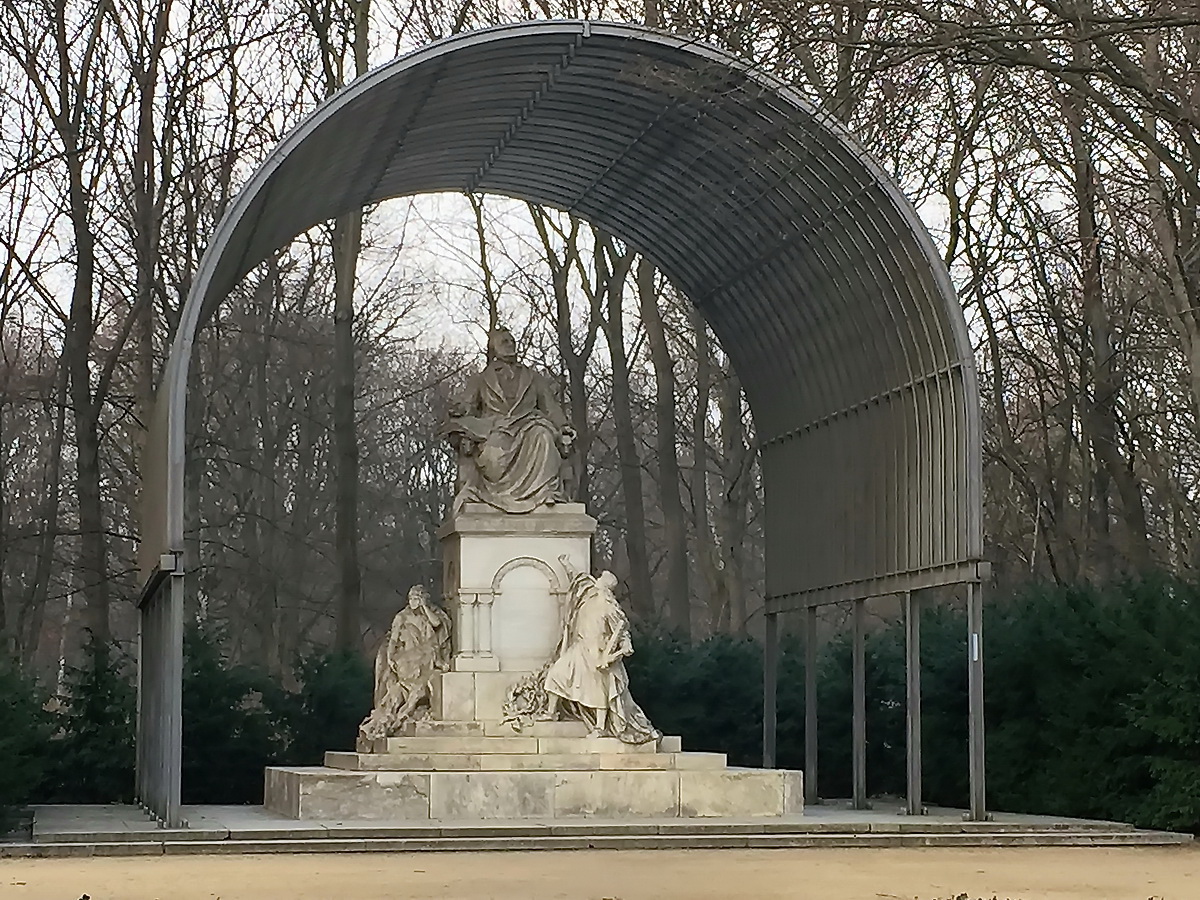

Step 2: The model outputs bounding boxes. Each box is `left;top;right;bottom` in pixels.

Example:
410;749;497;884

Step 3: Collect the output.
4;576;1200;834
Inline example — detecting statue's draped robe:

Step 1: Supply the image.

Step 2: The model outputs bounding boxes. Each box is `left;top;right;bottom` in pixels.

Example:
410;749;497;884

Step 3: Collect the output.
446;360;569;513
359;603;451;741
544;577;660;744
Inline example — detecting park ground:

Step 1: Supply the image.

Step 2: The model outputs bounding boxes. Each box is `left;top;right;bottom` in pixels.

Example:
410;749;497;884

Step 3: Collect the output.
1;846;1198;899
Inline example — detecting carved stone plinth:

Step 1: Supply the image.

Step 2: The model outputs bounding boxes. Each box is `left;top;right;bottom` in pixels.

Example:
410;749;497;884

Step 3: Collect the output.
438;503;595;672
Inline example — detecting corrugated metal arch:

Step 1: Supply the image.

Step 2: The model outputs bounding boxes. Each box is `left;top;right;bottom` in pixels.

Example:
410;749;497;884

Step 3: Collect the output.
136;20;985;825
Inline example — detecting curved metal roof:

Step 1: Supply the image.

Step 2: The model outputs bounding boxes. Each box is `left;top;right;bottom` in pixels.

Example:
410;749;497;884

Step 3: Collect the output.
143;19;983;609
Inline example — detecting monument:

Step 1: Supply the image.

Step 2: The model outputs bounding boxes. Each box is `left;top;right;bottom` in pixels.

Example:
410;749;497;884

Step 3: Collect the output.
264;328;802;820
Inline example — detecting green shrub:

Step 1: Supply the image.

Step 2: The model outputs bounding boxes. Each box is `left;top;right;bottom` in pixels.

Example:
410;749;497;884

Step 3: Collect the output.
18;574;1200;836
46;637;136;803
626;631;764;766
0;654;51;833
182;625;287;804
280;649;373;765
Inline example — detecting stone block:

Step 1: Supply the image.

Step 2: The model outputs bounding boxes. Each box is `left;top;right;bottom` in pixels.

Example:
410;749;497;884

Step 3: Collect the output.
451;655;500;672
429;771;554;819
536;736;658;754
476;753;676;771
324;752;482;771
678;770;786;817
266;767;432;820
554;771;679;818
316;771;429;820
483;719;589;737
660;735;683;752
376;735;539;754
411;720;483;735
264;767;300;817
321;750;725;772
474;671;527;719
432;672;476;720
783;770;805;813
672;752;728;770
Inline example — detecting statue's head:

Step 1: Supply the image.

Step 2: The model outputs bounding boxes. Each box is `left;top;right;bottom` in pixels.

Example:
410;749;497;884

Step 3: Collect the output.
407;584;430;610
598;571;618;593
488;326;518;364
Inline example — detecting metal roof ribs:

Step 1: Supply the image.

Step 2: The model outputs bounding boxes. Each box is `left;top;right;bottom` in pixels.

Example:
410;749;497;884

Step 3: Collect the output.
465;35;585;195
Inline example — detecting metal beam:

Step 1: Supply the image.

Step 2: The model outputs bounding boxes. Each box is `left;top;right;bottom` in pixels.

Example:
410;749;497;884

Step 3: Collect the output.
767;561;991;613
904;590;923;816
852;598;867;810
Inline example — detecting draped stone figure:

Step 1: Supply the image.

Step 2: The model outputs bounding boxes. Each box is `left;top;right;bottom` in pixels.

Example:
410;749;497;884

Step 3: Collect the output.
358;585;452;742
542;556;661;744
442;326;575;513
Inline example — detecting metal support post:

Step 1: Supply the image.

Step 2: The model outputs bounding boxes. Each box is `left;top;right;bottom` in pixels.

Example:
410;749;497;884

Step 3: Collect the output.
762;610;778;768
967;581;987;820
904;590;923;815
852;597;867;810
136;556;186;829
804;605;819;805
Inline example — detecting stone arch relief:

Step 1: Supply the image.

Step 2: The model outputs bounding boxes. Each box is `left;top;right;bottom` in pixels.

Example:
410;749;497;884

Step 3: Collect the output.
489;557;564;671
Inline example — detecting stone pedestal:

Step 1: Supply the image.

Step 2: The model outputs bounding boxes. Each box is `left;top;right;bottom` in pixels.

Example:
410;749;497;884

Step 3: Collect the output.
266;719;804;820
265;499;806;822
438;503;595;672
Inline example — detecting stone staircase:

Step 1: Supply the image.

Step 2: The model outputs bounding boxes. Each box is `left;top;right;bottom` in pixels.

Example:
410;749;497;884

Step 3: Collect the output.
264;720;803;820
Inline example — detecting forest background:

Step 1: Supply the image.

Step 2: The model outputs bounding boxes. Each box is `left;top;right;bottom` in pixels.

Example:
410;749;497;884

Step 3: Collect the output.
4;0;1200;832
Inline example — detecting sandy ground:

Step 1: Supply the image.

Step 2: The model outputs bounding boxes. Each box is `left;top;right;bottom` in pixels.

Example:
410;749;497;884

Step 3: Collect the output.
0;847;1197;900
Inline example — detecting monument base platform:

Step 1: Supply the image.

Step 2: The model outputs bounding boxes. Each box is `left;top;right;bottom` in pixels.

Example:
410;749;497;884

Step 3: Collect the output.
264;721;802;821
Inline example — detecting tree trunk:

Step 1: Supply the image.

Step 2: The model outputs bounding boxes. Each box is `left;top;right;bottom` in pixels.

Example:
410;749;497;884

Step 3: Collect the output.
1062;74;1152;574
690;307;716;633
718;369;749;634
637;259;691;637
19;359;68;665
599;238;653;620
306;0;371;653
63;141;109;643
333;212;363;652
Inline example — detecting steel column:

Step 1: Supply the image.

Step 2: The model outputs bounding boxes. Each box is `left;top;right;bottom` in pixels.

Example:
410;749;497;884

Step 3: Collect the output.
904;590;923;815
968;581;987;820
762;610;778;768
852;598;867;809
804;605;819;804
135;570;185;827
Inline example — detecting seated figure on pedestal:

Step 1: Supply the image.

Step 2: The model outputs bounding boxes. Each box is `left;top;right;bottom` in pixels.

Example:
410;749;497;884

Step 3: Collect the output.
542;556;661;744
358;585;452;743
442;325;575;514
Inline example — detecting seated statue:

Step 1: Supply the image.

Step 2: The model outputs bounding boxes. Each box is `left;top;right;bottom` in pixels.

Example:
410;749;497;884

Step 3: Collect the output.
442;326;575;514
358;585;451;742
542;556;661;744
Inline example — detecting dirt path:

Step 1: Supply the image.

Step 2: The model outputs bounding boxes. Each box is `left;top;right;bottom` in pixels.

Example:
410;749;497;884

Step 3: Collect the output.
1;847;1197;900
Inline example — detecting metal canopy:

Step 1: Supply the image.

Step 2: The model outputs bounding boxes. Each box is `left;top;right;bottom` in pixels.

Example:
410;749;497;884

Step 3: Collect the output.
137;20;985;827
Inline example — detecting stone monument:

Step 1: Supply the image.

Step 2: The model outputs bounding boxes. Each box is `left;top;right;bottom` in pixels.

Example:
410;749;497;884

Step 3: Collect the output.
264;327;802;820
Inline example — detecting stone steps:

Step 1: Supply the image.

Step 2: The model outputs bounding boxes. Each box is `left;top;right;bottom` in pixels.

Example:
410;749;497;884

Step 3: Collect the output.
6;827;1190;858
394;719;593;738
357;734;683;755
324;750;728;771
264;766;804;820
